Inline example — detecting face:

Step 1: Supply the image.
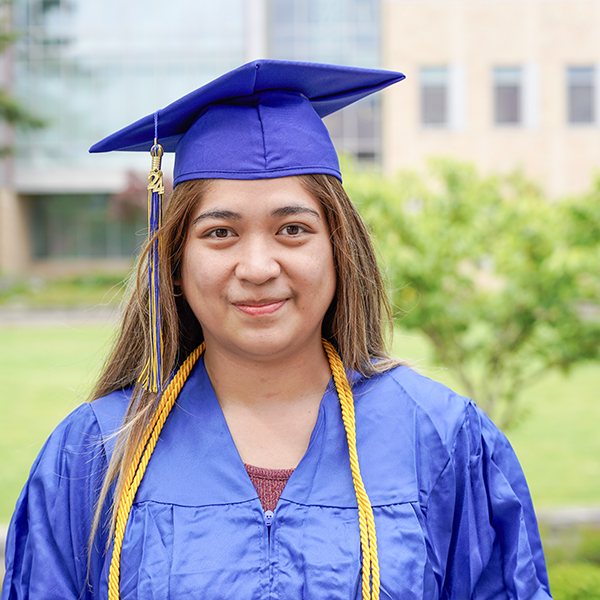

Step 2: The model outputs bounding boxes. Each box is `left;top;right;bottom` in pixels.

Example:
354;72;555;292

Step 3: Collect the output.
179;177;336;363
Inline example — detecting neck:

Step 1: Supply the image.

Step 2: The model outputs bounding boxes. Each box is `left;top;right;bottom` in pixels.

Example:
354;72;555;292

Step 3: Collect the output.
203;337;332;409
202;337;332;469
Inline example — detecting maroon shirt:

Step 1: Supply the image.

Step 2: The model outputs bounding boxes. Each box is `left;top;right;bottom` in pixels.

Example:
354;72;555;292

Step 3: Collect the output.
244;463;295;512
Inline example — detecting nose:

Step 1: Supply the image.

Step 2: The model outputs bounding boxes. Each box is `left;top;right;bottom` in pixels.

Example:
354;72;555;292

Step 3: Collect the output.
234;236;281;284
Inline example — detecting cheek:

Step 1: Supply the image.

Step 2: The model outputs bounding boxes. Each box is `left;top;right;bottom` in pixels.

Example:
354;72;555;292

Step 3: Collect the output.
180;250;213;299
311;245;337;301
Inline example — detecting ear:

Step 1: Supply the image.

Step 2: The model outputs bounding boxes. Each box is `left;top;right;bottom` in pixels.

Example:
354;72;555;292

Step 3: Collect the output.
172;267;182;287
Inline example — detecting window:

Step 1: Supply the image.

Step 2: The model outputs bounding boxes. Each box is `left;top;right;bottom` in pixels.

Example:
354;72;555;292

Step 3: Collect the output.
323;96;379;162
568;66;595;124
494;67;522;125
270;0;381;162
29;194;146;259
420;67;448;126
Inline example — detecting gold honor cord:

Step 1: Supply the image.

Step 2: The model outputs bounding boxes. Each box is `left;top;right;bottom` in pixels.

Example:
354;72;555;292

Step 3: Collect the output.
108;340;379;600
108;343;204;600
322;339;380;600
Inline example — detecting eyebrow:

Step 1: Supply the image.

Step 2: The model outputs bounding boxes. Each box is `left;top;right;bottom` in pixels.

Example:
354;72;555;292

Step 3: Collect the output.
192;205;321;225
271;205;321;219
191;210;242;225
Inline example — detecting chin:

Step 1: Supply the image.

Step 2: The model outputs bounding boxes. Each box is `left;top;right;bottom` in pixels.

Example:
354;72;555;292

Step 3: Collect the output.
217;328;321;362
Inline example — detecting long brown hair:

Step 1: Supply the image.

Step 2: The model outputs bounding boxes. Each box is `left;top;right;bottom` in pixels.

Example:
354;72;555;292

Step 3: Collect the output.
89;173;401;548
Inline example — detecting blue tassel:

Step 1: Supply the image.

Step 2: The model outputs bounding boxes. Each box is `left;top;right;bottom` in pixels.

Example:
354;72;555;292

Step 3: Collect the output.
140;141;165;392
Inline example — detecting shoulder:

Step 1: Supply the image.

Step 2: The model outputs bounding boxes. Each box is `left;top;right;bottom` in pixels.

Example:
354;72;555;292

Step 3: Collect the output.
350;366;494;504
34;402;103;468
353;365;474;452
369;366;524;480
89;387;132;457
353;367;520;504
3;396;130;598
27;388;132;484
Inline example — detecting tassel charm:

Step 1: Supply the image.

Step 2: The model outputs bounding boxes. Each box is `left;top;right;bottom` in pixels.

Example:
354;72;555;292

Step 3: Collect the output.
140;141;165;392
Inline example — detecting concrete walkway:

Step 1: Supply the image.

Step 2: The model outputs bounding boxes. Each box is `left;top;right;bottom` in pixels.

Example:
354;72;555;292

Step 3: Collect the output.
0;305;121;327
536;506;600;528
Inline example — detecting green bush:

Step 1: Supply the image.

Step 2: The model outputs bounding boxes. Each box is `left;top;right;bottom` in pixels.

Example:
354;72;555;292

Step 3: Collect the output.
344;159;600;428
541;526;600;565
548;562;600;599
0;273;129;307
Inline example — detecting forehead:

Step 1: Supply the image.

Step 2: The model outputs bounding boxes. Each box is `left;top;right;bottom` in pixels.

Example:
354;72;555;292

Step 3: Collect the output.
194;177;323;216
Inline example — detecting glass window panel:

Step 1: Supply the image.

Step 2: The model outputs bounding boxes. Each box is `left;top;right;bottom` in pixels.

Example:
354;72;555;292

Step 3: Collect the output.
13;0;245;168
323;111;344;139
569;66;594;86
494;66;521;85
357;98;375;139
568;66;595;124
29;194;145;259
421;66;447;86
494;67;522;125
269;0;380;161
421;67;448;126
271;0;294;23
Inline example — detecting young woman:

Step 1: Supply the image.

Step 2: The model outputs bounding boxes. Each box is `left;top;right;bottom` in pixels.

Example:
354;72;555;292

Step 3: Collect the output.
2;60;552;600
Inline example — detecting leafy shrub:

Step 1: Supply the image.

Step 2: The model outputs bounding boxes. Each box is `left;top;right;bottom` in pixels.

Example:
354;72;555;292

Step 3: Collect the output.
0;273;128;307
344;159;600;428
541;526;600;566
548;562;600;599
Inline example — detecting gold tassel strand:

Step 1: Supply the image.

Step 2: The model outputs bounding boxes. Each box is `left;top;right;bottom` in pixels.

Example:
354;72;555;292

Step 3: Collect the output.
139;141;165;392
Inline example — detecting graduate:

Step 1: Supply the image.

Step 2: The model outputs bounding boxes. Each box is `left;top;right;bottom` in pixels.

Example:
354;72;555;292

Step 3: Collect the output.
2;60;552;600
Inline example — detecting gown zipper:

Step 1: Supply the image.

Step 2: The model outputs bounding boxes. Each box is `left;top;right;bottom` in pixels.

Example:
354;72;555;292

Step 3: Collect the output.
264;509;274;544
264;510;274;528
264;510;275;596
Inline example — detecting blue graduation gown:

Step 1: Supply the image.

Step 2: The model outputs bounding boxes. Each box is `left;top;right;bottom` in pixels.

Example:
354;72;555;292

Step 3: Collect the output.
2;360;552;599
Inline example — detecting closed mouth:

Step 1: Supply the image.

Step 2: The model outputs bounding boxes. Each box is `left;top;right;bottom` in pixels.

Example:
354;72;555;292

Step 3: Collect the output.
233;299;287;316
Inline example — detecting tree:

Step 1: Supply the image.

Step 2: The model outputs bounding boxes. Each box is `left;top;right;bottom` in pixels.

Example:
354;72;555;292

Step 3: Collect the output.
344;159;600;428
0;1;45;158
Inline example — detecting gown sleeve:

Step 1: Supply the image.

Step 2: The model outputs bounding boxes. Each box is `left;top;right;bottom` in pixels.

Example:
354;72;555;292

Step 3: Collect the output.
424;401;552;600
1;403;110;600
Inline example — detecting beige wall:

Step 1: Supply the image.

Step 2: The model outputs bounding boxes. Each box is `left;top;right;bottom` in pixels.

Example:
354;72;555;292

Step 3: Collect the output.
0;188;30;275
382;0;600;197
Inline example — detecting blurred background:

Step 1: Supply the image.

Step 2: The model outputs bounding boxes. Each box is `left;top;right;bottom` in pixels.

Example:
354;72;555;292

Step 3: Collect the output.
2;0;600;275
1;0;599;596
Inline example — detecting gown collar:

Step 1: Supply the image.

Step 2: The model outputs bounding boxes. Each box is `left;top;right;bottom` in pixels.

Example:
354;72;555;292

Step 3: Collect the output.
134;357;359;508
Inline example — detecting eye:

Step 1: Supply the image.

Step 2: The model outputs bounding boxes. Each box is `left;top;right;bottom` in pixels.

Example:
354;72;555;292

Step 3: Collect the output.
280;224;305;236
208;228;233;239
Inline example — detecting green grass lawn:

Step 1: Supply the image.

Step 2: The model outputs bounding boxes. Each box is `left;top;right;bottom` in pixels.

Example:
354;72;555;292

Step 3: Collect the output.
0;325;599;524
0;322;117;521
505;365;600;508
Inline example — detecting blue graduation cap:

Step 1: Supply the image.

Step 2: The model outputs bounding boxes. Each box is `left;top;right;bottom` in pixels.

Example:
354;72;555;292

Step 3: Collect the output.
90;59;404;393
90;59;405;184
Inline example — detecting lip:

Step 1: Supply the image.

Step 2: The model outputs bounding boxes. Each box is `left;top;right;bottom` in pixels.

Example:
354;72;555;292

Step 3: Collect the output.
233;299;287;316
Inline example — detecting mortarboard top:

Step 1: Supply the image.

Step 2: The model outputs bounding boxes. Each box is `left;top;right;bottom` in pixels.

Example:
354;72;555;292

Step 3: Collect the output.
90;60;405;185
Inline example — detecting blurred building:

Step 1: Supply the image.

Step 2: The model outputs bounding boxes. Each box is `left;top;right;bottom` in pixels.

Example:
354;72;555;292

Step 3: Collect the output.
0;0;246;274
382;0;600;198
0;0;380;275
1;0;599;275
